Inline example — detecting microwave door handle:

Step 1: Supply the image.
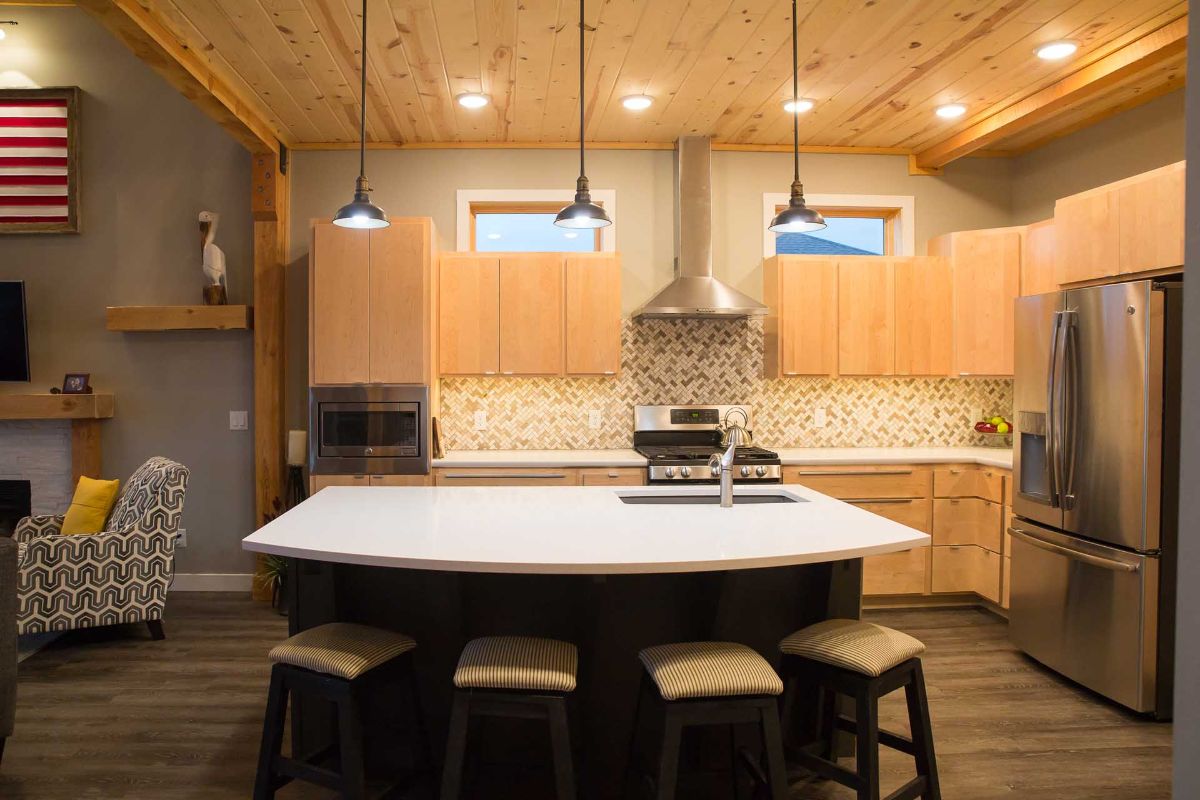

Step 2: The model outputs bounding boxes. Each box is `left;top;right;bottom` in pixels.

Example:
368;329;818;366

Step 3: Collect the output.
1045;311;1062;507
1061;314;1080;511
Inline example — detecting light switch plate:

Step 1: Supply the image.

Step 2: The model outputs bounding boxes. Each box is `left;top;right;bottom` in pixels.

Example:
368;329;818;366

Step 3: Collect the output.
473;410;487;430
588;410;602;429
813;407;827;428
176;529;187;548
229;410;248;430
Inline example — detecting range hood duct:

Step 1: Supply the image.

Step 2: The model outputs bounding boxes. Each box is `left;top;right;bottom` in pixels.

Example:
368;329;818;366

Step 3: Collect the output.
635;136;767;319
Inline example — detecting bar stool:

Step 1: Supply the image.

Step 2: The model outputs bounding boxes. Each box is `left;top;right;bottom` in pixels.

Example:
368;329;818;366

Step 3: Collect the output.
441;635;579;800
628;641;789;799
253;622;429;800
779;619;941;800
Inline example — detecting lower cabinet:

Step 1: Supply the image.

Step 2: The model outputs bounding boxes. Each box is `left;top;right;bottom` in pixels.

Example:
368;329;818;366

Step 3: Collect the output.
932;498;1002;551
578;468;646;486
847;498;930;596
931;545;1001;603
310;474;433;492
434;468;578;486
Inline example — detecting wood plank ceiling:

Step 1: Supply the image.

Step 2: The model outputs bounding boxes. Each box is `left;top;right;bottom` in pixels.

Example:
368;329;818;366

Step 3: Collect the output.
145;0;1186;156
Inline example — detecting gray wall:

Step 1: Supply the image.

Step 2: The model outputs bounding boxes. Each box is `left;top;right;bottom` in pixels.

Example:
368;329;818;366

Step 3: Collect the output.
1010;90;1186;224
1172;8;1199;793
0;7;255;575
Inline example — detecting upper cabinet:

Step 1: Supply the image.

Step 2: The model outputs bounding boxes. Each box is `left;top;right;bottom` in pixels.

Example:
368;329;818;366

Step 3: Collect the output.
763;256;838;378
1055;161;1185;285
439;252;621;377
838;258;895;376
1021;219;1057;297
310;219;437;386
894;256;952;376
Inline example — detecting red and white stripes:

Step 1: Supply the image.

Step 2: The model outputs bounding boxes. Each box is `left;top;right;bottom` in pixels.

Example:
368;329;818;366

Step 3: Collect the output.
0;98;69;224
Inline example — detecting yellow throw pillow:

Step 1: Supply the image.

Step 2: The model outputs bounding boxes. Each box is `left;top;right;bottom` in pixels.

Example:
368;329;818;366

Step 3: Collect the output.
61;476;121;535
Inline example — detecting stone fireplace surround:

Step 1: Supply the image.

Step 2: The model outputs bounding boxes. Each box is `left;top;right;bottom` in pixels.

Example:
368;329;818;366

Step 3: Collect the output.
0;420;74;526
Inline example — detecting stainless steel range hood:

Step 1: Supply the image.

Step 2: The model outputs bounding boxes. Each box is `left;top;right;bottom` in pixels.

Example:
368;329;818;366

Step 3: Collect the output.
635;136;767;319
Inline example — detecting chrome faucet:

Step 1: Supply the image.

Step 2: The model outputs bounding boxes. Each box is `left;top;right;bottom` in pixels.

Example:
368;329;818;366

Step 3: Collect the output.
708;440;737;508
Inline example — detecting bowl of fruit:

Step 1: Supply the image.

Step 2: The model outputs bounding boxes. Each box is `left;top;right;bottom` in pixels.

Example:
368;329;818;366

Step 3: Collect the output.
974;415;1013;447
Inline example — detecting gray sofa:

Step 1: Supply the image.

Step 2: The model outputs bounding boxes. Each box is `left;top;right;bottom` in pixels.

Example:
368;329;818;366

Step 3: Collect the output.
1;535;16;766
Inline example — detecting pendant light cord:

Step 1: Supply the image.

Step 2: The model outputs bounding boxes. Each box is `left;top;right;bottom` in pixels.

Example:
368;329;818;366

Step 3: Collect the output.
791;0;799;185
358;0;368;181
578;0;586;180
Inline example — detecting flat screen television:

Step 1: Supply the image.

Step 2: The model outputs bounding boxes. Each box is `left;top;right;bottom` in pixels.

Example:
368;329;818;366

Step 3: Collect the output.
0;281;30;382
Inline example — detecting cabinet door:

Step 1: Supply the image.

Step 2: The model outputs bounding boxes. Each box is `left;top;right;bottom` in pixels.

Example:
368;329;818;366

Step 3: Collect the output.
434;468;577;486
783;466;931;499
1055;190;1119;285
932;498;1003;552
864;548;929;596
579;468;645;486
953;230;1020;376
932;466;1003;502
1119;162;1185;274
895;256;952;375
1021;219;1057;296
500;254;564;375
931;545;1001;602
311;224;370;384
772;258;837;376
370;221;430;383
439;255;500;375
369;475;433;486
837;258;894;375
565;253;621;375
310;474;369;492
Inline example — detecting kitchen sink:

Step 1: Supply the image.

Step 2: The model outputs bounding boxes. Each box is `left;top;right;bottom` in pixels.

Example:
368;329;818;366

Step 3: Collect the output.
618;493;802;505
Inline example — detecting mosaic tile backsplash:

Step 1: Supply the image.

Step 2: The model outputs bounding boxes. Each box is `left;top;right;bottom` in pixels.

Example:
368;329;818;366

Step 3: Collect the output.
439;319;1013;450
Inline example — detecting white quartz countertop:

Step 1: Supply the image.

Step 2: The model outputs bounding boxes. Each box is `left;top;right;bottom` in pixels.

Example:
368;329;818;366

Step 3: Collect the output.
432;447;1012;470
242;485;929;575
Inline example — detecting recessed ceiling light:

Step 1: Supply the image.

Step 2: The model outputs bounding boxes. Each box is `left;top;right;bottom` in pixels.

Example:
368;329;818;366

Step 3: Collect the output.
486;232;502;240
457;93;490;109
935;103;967;119
1035;40;1078;61
783;98;815;114
622;95;653;111
563;232;579;239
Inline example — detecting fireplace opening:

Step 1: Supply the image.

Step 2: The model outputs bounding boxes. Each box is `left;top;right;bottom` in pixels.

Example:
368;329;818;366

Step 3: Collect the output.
0;480;32;537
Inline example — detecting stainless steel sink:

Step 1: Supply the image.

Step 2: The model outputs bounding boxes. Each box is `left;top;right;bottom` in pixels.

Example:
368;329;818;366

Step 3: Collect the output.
618;493;801;505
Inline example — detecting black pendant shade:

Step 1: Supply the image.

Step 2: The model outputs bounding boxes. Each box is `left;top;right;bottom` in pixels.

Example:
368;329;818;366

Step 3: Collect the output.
333;0;389;230
770;0;825;235
555;0;611;230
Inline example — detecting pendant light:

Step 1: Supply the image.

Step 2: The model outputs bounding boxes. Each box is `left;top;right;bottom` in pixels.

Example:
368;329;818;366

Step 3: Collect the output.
555;0;611;230
333;0;388;229
769;0;825;234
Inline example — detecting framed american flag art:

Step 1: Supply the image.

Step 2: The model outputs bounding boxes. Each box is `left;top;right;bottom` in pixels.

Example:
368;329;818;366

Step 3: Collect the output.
0;87;80;234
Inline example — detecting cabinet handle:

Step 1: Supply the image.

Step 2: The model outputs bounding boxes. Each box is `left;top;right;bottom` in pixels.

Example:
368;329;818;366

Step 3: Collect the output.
502;371;514;375
608;472;620;478
792;469;913;477
604;371;615;375
846;498;915;505
483;371;496;375
948;468;962;475
442;472;567;480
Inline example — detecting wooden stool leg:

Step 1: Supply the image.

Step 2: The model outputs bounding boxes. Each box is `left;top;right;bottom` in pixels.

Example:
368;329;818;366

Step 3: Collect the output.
547;697;577;800
759;703;790;800
337;691;367;800
440;691;471;800
655;707;683;800
904;662;941;800
253;666;288;800
855;688;881;800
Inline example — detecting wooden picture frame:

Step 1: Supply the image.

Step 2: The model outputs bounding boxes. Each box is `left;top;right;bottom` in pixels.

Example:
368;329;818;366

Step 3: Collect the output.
61;373;92;394
0;86;81;234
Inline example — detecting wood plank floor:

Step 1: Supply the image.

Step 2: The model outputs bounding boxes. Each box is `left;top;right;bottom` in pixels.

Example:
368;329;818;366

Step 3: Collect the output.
0;595;1172;799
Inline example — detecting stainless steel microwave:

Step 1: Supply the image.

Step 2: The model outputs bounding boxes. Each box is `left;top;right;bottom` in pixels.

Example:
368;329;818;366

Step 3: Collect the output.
308;385;430;475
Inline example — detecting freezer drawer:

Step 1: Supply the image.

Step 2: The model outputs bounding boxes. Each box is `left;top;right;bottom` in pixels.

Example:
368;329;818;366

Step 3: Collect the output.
1009;520;1159;713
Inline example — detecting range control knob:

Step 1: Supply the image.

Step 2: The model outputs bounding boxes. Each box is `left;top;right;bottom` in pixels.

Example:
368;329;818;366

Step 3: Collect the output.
710;465;721;477
680;466;691;478
740;465;751;478
665;467;675;478
755;466;767;477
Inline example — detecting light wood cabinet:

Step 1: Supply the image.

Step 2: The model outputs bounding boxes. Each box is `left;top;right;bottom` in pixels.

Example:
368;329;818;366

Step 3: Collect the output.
837;258;895;375
579;468;645;486
1002;556;1012;609
894;256;952;375
933;466;1003;503
1021;219;1057;297
763;256;838;377
565;253;621;375
499;254;564;375
932;498;1002;552
1118;161;1185;274
864;548;929;596
311;224;370;384
782;465;931;500
370;475;433;486
439;254;501;375
1055;189;1120;285
311;474;370;492
434;467;577;486
932;545;1001;602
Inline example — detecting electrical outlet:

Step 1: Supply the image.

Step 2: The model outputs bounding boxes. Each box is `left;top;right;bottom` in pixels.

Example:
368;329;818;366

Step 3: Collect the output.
814;407;827;428
229;410;248;430
473;410;488;430
176;529;187;548
588;410;602;429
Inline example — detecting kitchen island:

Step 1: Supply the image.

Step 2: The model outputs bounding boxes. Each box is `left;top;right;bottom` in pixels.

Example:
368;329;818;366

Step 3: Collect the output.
243;484;927;798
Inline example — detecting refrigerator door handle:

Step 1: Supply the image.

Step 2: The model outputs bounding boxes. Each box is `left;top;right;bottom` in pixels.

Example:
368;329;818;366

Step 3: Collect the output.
1061;312;1080;511
1046;311;1063;507
1009;527;1140;573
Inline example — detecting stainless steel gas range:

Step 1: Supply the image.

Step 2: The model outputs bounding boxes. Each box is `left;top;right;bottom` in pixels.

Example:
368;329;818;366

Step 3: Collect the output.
633;405;781;484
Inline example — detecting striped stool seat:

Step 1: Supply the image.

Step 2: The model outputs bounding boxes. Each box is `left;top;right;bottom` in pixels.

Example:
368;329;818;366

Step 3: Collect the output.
268;622;417;680
453;636;578;693
638;641;784;701
779;618;925;677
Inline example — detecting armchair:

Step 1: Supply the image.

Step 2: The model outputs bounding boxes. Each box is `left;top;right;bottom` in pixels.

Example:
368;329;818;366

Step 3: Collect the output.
14;457;189;639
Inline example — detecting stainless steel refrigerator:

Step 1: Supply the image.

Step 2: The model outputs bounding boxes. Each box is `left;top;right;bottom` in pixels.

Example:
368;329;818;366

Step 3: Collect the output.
1011;278;1181;717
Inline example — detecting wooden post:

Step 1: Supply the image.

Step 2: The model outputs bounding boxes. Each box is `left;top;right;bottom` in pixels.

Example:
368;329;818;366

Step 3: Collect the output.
252;150;288;601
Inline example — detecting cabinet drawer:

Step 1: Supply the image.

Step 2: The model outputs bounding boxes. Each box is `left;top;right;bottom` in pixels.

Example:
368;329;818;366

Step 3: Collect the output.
864;548;928;596
782;466;930;500
931;545;1001;602
579;468;644;486
932;498;1002;551
310;474;370;492
845;497;931;534
434;468;577;486
933;466;1003;502
1002;556;1012;610
370;475;433;487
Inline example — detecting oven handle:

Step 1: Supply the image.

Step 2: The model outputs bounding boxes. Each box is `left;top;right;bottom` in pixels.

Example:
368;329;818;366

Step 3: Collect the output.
440;472;569;480
1009;527;1140;573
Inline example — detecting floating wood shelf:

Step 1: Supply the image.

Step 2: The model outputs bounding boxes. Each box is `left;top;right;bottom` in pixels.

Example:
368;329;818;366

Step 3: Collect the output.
0;393;115;420
106;305;253;331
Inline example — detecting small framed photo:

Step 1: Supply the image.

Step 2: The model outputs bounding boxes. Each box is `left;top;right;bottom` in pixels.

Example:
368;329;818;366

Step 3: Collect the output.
61;373;91;394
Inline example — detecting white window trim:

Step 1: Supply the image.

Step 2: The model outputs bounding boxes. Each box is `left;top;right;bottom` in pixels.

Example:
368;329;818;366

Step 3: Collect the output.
456;189;618;252
761;193;915;257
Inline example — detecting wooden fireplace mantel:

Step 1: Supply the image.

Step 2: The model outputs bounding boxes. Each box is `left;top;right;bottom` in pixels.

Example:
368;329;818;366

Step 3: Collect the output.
0;394;115;481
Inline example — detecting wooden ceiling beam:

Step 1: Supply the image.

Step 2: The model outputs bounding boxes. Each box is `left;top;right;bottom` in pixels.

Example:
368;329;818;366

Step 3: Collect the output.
74;0;287;152
912;16;1188;171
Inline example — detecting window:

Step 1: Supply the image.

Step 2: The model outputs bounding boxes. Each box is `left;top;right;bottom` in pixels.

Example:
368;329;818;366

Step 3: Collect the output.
470;202;600;252
762;193;914;258
456;189;618;252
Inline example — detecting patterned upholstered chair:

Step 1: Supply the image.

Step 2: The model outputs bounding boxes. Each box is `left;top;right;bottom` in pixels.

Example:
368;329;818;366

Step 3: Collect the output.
13;457;189;639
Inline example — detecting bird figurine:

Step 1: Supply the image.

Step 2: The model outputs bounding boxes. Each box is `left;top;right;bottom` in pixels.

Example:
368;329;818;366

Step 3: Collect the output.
199;210;228;305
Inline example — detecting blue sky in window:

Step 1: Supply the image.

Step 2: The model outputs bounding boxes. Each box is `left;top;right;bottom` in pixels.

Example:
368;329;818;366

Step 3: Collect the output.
475;213;596;252
776;216;885;255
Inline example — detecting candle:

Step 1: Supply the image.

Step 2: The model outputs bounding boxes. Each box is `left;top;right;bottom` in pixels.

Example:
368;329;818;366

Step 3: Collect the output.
287;430;307;466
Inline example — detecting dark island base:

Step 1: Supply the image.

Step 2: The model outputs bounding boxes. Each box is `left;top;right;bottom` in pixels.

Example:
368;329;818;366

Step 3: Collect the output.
286;559;863;799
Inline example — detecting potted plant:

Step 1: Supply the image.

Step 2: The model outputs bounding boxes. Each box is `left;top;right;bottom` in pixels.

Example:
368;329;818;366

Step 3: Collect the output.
258;554;290;616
